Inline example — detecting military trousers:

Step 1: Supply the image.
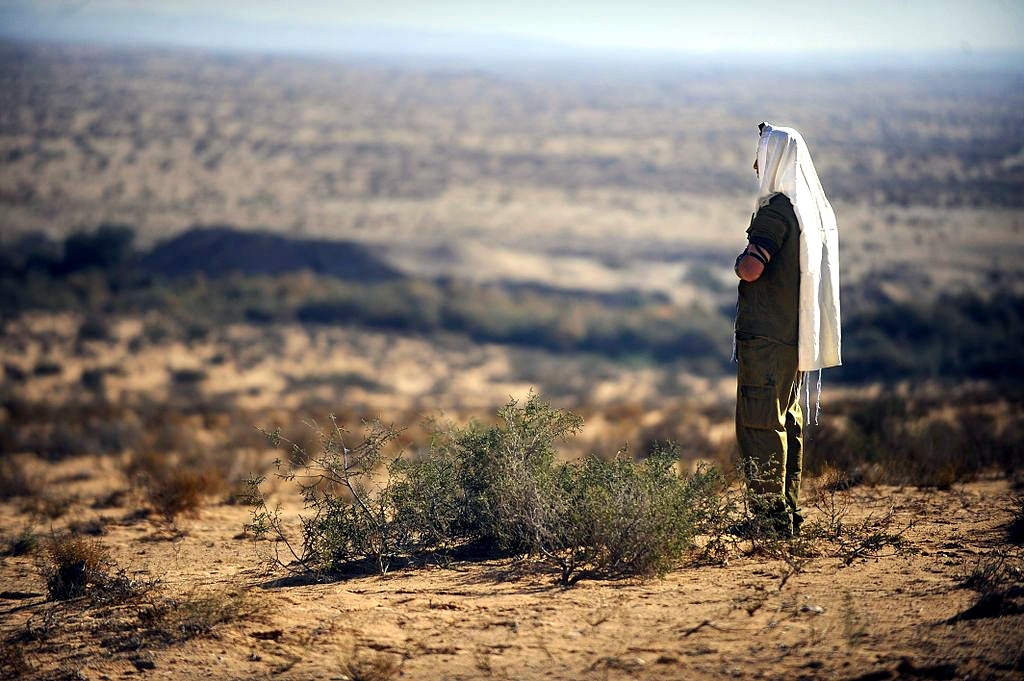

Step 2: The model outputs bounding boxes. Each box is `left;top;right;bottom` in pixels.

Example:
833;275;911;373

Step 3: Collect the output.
735;335;804;535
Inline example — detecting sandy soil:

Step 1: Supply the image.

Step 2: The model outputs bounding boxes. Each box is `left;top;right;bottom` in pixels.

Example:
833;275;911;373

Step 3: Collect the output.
2;461;1021;681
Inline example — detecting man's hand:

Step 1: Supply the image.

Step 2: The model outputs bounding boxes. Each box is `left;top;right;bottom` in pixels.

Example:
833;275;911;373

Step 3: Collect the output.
734;243;771;282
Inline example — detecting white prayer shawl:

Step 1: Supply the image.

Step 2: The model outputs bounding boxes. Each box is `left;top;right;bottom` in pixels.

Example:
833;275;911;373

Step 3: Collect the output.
755;123;841;372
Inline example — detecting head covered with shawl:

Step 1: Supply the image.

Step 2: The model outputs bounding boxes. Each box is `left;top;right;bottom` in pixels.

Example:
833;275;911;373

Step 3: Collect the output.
755;122;842;372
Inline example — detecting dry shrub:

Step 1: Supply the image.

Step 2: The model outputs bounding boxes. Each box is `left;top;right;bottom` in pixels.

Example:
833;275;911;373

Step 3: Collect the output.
547;450;726;583
0;453;42;500
807;467;852;540
67;517;108;536
146;467;221;520
809;391;1024;488
797;472;917;566
137;588;253;644
5;525;40;556
89;567;161;607
953;553;1024;623
342;651;402;681
21;492;77;520
39;534;112;600
126;452;225;521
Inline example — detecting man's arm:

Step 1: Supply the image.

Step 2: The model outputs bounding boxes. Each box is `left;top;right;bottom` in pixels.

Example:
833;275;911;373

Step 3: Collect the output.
739;195;790;282
734;242;772;282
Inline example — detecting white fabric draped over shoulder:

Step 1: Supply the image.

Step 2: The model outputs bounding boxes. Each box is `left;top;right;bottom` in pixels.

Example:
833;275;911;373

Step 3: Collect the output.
755;123;842;371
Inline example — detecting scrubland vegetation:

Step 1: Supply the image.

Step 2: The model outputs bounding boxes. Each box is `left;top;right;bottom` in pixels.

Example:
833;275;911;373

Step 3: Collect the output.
3;224;1023;383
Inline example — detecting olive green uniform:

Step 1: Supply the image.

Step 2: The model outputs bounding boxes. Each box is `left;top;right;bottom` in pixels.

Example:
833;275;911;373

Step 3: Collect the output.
735;193;804;536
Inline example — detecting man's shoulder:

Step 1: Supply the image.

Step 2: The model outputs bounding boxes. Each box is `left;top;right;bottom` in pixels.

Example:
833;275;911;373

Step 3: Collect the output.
766;193;792;208
760;193;797;225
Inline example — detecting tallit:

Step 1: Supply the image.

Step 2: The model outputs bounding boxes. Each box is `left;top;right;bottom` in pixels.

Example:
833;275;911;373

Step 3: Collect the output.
755;123;841;371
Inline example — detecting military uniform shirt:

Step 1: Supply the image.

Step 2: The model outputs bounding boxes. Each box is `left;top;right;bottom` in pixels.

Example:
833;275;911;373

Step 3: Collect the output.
735;193;800;346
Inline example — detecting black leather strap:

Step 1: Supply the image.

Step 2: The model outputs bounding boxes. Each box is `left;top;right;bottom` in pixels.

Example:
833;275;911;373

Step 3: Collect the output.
744;250;769;267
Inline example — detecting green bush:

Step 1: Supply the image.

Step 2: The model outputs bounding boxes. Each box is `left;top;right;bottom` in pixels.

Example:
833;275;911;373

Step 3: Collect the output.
245;417;409;574
413;394;587;556
547;447;724;582
246;395;726;584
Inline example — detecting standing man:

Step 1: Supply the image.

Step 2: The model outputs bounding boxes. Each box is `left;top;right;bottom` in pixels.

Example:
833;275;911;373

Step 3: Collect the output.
733;122;841;538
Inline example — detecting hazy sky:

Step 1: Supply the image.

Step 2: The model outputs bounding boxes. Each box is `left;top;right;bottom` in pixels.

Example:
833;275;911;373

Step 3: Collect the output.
7;0;1024;54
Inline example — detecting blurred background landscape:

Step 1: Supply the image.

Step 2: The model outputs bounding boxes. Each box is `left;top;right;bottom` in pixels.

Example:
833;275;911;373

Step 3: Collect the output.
1;0;1023;483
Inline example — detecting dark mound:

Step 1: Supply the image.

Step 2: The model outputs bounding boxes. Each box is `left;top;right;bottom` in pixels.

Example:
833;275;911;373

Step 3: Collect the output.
141;226;402;281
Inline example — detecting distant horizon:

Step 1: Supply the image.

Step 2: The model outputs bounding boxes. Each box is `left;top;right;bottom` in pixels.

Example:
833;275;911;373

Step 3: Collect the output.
1;24;1023;73
1;1;1023;71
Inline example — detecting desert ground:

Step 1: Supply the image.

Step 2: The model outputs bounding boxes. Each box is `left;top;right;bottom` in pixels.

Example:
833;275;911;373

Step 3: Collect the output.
1;310;1022;679
1;456;1022;680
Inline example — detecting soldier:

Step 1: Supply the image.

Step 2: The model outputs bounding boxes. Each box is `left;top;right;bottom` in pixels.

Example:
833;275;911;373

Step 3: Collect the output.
733;122;841;538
